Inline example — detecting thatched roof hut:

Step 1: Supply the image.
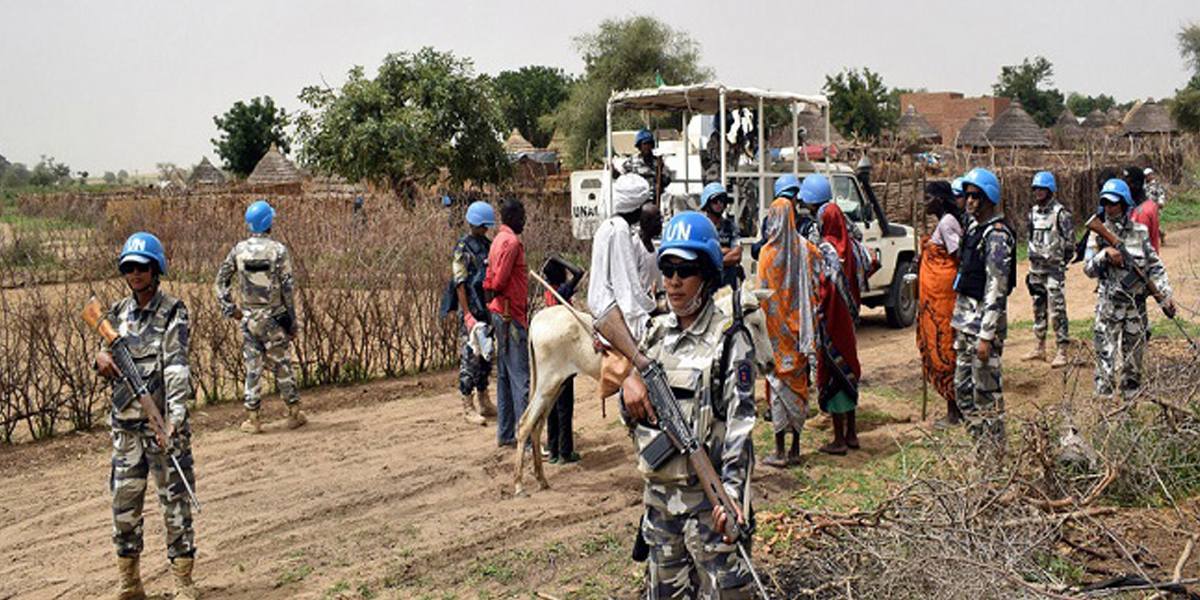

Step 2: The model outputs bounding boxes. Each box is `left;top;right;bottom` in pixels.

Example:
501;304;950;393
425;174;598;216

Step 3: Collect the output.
504;128;536;153
956;108;993;149
1081;109;1109;129
985;101;1049;148
188;156;225;186
1051;109;1085;148
1122;99;1176;136
247;144;304;185
895;105;942;144
1106;107;1125;124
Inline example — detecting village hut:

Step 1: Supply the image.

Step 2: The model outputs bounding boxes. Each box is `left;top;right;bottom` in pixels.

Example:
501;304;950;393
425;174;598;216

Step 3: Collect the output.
504;128;537;153
895;105;942;145
984;101;1049;148
1051;108;1085;148
188;156;226;186
247;144;304;185
956;108;994;150
1122;99;1177;137
1081;109;1110;129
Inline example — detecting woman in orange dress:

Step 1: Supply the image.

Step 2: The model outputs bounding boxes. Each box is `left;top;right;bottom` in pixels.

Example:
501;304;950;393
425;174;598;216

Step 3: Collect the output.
917;181;964;428
757;187;820;467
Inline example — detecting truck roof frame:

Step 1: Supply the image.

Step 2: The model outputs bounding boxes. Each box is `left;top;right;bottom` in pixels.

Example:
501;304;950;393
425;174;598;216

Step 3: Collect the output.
605;83;832;217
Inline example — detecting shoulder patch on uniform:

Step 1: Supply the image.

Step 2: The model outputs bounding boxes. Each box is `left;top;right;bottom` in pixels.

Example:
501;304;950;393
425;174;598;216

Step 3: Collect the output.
736;361;754;393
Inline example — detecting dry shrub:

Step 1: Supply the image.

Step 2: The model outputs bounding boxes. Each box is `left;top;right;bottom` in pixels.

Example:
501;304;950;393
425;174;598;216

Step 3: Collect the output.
769;339;1200;599
0;186;585;442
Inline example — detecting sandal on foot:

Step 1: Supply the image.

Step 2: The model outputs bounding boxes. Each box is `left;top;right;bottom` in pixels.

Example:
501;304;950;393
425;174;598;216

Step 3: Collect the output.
819;443;848;456
560;452;581;464
787;455;803;466
762;455;789;468
846;439;861;450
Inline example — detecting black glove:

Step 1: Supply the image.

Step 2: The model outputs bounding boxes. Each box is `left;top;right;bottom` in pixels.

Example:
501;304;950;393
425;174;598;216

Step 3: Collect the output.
274;312;296;336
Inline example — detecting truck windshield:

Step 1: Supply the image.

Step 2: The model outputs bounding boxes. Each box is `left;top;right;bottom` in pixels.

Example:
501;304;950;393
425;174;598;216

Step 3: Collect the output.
833;175;868;224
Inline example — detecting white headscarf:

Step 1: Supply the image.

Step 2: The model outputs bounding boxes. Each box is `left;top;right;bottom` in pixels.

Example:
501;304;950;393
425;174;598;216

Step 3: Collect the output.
614;174;651;215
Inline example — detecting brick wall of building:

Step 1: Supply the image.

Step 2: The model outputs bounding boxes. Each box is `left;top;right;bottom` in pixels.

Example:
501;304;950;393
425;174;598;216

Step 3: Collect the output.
900;92;1011;146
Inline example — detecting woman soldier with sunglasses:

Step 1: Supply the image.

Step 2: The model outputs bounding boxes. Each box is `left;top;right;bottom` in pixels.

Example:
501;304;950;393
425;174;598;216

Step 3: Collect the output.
95;232;199;599
951;168;1017;464
621;212;758;598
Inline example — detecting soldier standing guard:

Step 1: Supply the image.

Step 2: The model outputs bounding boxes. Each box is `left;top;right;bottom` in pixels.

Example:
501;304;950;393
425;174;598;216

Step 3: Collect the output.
95;232;198;599
215;200;305;434
1022;171;1073;368
451;201;498;425
620;212;757;598
951;168;1016;460
1084;179;1174;399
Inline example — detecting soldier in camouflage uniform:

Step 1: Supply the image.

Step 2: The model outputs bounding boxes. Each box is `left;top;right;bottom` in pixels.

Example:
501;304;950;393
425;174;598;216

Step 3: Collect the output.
95;232;198;600
621;212;756;599
619;129;673;203
215;200;304;434
951;169;1016;460
451;201;497;424
1023;171;1073;368
1084;179;1174;399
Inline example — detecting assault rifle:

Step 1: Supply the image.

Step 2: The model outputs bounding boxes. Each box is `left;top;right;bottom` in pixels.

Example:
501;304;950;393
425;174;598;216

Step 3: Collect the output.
1085;217;1200;352
82;297;203;513
594;305;769;599
1085;216;1174;317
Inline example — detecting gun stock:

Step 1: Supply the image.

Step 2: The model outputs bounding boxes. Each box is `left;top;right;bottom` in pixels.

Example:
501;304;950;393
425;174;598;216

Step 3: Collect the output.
594;306;650;371
82;297;121;344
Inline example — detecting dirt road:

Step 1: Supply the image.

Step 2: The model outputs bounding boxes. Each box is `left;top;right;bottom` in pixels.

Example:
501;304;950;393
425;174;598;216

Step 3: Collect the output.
2;223;1198;599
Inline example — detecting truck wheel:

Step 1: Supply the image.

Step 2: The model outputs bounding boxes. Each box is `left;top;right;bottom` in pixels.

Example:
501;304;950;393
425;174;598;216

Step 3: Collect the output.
885;258;916;328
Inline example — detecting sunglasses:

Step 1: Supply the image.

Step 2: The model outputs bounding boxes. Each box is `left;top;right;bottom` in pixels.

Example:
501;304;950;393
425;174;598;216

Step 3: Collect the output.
119;262;152;274
964;191;988;201
660;262;702;279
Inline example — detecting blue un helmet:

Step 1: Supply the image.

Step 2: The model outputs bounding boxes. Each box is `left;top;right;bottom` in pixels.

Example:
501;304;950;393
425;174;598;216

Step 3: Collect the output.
800;173;833;205
465;201;495;227
962;168;1001;204
658;211;723;279
245;200;275;233
118;232;167;275
774;174;801;198
951;177;965;198
700;182;729;211
1032;171;1057;194
1100;178;1132;208
635;129;655;149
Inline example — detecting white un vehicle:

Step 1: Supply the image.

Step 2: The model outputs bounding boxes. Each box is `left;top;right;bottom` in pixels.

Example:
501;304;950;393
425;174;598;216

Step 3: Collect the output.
571;83;917;328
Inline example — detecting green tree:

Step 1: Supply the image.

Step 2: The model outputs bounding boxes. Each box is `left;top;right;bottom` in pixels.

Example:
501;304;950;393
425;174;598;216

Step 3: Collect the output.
552;15;711;167
296;47;509;193
1171;89;1200;133
992;56;1064;128
117;169;129;184
29;156;71;186
0;153;9;181
493;66;573;148
824;68;895;139
103;171;117;184
2;163;30;187
1065;92;1116;117
1179;22;1200;77
212;96;290;178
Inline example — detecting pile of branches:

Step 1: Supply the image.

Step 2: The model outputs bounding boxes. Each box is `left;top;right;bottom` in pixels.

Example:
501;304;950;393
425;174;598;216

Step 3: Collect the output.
763;339;1200;599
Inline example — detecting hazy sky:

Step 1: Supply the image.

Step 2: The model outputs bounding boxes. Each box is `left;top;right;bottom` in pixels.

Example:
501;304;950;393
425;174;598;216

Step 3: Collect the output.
1;0;1198;174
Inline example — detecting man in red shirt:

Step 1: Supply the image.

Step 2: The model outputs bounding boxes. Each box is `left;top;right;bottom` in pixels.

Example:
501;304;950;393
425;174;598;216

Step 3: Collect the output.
1128;167;1162;253
483;199;530;447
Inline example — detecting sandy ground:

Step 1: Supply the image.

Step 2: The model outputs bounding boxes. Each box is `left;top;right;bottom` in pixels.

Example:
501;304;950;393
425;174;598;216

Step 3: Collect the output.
3;224;1200;599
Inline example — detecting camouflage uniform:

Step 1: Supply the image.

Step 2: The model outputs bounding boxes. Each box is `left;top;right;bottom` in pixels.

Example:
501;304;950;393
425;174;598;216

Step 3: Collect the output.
215;232;299;410
1083;215;1170;397
1026;199;1073;346
106;290;195;559
625;299;757;599
623;153;673;201
952;214;1016;452
452;234;492;396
